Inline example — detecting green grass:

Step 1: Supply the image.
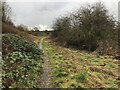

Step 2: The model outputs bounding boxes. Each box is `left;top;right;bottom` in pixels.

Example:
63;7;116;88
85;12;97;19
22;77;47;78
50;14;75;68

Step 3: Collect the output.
74;71;88;83
43;37;119;88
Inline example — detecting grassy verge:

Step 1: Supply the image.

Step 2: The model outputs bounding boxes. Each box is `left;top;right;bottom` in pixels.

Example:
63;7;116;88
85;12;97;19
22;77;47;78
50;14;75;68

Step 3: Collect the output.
43;37;119;88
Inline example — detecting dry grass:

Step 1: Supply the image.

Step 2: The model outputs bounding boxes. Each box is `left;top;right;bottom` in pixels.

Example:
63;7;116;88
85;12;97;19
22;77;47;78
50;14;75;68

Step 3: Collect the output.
2;22;39;42
43;37;119;88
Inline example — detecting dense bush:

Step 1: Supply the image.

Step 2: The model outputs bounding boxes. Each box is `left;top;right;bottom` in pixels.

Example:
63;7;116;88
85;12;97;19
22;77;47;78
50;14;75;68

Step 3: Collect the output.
52;2;118;55
2;34;42;88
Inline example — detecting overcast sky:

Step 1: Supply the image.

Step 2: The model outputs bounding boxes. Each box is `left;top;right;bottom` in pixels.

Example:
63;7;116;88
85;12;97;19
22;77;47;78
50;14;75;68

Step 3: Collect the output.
7;0;119;28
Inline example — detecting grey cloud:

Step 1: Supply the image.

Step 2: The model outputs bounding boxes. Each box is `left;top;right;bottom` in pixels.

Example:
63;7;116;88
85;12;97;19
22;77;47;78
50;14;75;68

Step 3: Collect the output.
8;1;118;28
37;2;69;12
8;2;70;27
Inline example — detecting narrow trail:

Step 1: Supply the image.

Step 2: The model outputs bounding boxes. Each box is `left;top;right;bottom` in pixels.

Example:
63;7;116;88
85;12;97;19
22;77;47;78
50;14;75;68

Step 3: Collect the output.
39;38;52;88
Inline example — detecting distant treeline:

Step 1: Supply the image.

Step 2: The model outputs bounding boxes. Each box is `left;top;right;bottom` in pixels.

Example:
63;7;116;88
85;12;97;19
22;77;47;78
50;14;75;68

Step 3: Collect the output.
52;2;119;55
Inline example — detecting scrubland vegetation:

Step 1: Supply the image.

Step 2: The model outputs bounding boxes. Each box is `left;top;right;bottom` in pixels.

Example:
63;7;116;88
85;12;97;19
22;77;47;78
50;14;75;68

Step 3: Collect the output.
50;2;119;88
1;0;119;89
52;3;119;56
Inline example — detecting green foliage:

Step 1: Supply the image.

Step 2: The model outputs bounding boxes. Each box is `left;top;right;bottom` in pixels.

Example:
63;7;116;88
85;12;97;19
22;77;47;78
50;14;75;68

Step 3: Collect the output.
55;68;68;78
3;51;42;88
74;71;88;83
2;34;41;60
2;34;42;88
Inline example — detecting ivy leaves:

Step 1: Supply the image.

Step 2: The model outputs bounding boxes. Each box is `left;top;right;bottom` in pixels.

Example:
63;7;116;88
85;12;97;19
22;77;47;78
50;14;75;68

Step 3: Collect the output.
2;34;42;88
2;34;41;60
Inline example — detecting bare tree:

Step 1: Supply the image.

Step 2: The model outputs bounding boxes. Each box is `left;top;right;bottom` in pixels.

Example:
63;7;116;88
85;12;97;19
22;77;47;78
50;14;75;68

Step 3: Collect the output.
0;1;2;21
1;0;12;23
17;24;29;31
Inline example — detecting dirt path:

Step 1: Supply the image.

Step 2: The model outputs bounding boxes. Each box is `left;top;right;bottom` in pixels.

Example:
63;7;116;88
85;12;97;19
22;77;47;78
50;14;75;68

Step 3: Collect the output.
39;38;52;88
